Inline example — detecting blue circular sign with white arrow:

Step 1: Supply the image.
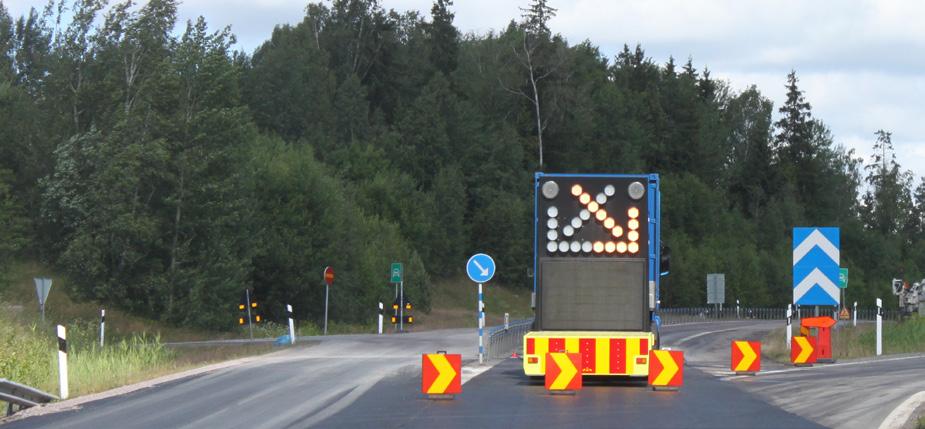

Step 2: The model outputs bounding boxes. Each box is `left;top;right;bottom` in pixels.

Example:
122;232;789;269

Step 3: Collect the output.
466;253;496;284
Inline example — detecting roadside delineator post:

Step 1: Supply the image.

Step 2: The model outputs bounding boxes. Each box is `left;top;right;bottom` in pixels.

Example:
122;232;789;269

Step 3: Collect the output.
876;298;882;356
287;304;295;345
99;309;105;348
377;302;383;335
786;304;792;351
57;325;68;400
852;301;857;327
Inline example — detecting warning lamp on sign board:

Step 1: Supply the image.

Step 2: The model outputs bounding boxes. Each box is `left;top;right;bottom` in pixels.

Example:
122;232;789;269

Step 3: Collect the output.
579;193;591;205
587;201;599;213
255;314;262;323
593;241;604;253
628;230;640;242
628;242;640;254
404;315;414;324
628;207;640;219
391;316;398;324
628;219;640;231
405;302;413;311
238;317;245;325
617;241;628;254
251;301;258;309
571;184;583;196
238;304;245;311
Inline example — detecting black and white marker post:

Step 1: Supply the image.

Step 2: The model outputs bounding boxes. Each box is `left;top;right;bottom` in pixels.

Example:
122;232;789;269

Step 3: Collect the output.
99;309;106;347
378;302;383;335
876;298;883;356
786;304;792;351
287;304;295;345
57;325;68;399
853;301;857;327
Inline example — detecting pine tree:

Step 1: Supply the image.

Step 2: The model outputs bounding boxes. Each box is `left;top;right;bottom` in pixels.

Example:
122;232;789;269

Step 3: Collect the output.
427;0;458;75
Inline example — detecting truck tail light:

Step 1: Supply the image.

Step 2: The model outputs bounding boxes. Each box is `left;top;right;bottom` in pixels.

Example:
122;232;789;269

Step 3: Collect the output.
528;357;538;364
636;356;647;365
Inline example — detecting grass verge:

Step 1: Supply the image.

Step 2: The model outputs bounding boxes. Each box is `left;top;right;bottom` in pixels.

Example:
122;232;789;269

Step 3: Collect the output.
763;316;925;362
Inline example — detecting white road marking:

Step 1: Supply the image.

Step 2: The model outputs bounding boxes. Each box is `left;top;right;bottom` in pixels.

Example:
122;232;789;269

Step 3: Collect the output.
673;327;743;346
878;391;925;429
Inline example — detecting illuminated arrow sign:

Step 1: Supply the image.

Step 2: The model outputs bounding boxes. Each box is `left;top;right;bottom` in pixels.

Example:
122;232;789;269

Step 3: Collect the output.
545;352;582;392
793;227;840;306
791;336;817;366
731;340;761;374
422;353;461;395
649;349;683;390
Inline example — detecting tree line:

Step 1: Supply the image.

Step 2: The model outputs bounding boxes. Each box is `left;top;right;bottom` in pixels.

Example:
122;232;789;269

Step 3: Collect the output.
0;0;919;329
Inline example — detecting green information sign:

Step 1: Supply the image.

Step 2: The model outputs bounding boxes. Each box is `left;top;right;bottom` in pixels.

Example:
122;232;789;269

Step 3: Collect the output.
391;262;403;283
838;268;848;289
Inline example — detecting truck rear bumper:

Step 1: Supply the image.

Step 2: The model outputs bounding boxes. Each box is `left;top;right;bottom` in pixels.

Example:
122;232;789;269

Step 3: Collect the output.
523;331;653;377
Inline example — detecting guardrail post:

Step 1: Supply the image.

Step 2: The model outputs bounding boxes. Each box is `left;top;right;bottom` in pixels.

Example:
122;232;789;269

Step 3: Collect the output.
57;325;68;399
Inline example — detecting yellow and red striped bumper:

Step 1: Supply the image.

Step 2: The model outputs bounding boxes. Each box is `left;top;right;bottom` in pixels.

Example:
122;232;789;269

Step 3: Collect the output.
523;331;653;377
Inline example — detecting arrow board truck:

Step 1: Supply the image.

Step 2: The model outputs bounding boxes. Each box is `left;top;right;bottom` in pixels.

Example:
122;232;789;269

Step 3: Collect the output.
524;173;662;378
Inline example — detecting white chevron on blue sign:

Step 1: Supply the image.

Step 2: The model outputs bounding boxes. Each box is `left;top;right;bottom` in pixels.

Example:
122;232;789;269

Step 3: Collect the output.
793;227;840;306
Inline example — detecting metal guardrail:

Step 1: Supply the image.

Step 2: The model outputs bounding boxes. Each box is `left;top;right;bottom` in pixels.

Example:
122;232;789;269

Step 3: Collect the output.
485;318;534;360
659;307;902;325
0;378;58;416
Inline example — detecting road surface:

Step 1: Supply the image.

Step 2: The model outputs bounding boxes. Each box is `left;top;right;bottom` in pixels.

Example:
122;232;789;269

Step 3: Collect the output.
3;321;921;428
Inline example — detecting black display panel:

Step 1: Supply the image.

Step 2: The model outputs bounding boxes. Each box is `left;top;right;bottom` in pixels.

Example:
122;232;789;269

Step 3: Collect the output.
540;259;647;330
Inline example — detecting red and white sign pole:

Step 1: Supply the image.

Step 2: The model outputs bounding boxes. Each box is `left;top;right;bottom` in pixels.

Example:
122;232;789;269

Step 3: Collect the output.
323;266;334;336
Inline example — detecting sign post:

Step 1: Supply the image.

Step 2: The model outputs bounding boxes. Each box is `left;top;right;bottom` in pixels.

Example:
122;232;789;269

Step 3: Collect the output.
391;263;404;333
324;266;334;336
466;253;496;364
707;274;725;317
34;278;52;322
245;288;254;340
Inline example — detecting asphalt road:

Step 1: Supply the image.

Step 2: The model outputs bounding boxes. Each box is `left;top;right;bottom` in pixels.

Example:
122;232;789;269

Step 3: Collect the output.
4;320;921;428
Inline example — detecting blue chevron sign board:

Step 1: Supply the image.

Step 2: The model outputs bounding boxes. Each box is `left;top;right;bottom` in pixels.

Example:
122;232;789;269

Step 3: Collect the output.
793;227;840;306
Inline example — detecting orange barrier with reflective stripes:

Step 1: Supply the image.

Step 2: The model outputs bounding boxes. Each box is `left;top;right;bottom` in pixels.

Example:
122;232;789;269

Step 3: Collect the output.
523;332;653;376
545;352;582;392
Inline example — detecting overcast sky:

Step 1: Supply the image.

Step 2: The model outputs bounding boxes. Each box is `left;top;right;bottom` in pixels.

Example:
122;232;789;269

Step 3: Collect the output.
5;0;925;181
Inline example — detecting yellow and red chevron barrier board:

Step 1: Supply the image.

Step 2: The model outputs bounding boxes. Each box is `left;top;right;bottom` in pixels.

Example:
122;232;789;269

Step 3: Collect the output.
731;340;760;373
648;349;683;389
791;336;817;365
524;333;651;376
545;353;582;391
422;353;461;395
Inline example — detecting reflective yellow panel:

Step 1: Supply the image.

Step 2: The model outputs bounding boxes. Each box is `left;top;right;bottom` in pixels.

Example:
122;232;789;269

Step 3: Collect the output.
628;242;640;253
571;184;583;196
